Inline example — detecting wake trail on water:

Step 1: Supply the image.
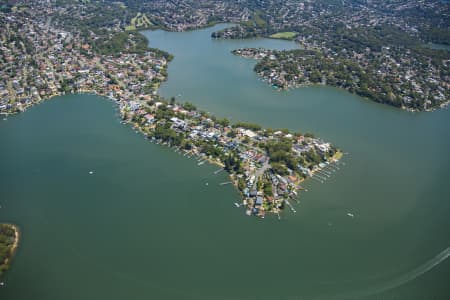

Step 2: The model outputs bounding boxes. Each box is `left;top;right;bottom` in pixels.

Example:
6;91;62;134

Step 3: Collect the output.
336;246;450;299
381;246;450;290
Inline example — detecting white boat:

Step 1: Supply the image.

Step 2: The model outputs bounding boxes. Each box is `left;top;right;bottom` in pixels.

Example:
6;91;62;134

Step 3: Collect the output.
234;202;240;208
347;212;354;218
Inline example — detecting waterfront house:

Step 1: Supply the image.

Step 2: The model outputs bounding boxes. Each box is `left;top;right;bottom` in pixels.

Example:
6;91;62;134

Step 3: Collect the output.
144;114;155;124
255;197;264;206
170;117;187;129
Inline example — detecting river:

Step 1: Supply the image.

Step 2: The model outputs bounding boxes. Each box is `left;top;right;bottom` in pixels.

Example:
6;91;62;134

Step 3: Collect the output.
0;24;449;299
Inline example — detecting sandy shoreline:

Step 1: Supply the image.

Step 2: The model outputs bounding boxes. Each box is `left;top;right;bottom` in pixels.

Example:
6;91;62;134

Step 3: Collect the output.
11;224;20;256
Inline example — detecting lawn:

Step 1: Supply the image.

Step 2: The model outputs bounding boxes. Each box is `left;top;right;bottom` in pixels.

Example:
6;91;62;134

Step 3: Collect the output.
269;32;297;40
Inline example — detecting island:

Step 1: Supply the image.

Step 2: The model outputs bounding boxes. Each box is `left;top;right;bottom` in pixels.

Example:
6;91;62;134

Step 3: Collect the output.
0;0;341;218
0;224;19;277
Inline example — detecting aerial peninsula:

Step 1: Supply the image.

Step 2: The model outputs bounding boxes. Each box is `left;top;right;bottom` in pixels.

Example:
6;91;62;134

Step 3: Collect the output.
232;47;449;111
0;1;341;218
212;1;450;111
127;98;341;218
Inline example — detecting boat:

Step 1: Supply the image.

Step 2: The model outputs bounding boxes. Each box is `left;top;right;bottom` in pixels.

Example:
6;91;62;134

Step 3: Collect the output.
347;212;354;218
234;202;240;208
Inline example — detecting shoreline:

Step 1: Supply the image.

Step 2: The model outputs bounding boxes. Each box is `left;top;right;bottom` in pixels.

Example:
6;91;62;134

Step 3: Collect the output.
11;224;20;258
3;91;343;218
0;223;20;275
0;17;343;219
232;49;449;113
256;76;450;113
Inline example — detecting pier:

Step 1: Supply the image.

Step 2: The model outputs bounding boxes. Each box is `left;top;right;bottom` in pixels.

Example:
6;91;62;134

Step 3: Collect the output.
312;173;327;181
316;170;331;177
284;199;296;213
311;176;324;183
214;168;224;175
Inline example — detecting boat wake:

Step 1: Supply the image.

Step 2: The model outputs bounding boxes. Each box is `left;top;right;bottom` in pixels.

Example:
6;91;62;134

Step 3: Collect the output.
338;246;450;299
377;246;450;292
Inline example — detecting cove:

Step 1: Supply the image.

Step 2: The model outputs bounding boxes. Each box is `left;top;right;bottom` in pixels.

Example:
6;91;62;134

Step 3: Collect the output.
0;24;449;299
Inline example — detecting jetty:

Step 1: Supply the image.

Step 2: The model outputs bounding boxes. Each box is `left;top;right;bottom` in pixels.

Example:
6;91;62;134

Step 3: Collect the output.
311;176;323;183
214;168;224;175
284;199;296;213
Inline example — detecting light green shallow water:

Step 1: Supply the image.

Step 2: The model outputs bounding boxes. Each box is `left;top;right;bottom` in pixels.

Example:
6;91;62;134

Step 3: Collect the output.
0;24;449;299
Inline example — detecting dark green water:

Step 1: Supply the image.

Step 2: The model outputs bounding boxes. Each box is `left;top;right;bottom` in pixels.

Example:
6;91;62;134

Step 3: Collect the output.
1;24;449;299
426;43;450;51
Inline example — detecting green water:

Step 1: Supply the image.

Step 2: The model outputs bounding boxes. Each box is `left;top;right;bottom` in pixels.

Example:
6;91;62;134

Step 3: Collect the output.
1;24;449;299
425;43;450;51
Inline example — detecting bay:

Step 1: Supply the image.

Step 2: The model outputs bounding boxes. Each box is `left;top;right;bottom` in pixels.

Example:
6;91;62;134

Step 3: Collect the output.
0;24;449;299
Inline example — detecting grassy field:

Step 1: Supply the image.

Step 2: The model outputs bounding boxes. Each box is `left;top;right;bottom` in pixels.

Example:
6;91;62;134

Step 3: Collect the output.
126;13;152;31
269;32;297;40
125;25;136;31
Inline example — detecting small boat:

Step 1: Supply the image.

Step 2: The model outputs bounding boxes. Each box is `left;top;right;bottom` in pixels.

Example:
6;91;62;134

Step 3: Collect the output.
234;202;240;208
197;161;205;166
89;171;94;175
347;212;354;218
